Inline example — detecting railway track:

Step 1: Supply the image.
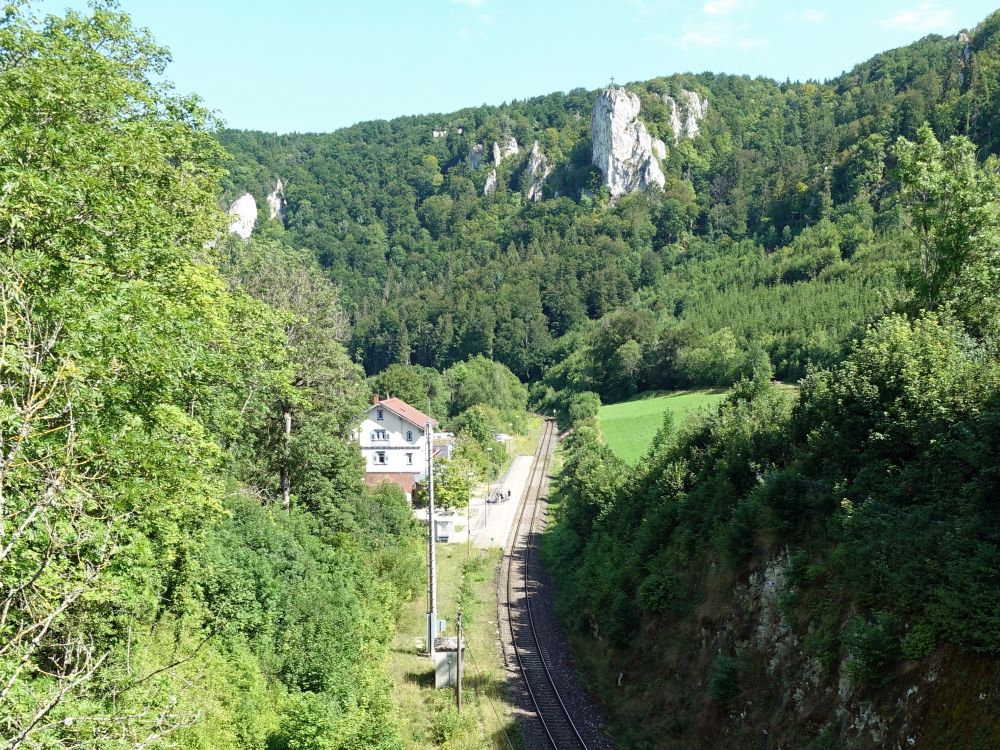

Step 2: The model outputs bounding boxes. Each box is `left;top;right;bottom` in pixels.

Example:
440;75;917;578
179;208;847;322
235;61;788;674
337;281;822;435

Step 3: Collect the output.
499;418;592;750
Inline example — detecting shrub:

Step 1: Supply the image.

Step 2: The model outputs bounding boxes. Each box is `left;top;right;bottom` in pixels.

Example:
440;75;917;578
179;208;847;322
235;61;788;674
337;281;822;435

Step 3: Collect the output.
708;653;739;705
844;612;900;684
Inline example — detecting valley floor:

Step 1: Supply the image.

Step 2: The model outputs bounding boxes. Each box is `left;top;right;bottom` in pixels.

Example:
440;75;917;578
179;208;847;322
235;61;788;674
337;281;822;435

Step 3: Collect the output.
386;544;525;750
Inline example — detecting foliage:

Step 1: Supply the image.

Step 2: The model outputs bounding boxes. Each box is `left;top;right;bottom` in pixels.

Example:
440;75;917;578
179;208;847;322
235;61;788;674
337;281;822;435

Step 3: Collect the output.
0;5;420;749
444;355;528;418
707;654;740;705
544;117;1000;743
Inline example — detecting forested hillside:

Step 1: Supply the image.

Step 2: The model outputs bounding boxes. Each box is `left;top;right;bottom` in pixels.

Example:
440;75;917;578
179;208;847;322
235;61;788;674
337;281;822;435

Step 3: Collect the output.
546;125;1000;748
0;7;422;749
216;12;1000;749
220;15;998;408
5;1;1000;748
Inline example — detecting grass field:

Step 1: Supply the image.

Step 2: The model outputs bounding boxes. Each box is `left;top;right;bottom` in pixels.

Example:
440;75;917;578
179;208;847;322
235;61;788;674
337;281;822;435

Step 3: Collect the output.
598;389;728;463
386;544;523;750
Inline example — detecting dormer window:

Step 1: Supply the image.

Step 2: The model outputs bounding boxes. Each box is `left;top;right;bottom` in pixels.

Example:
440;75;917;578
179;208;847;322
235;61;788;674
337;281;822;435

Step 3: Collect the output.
376;408;384;421
406;430;413;441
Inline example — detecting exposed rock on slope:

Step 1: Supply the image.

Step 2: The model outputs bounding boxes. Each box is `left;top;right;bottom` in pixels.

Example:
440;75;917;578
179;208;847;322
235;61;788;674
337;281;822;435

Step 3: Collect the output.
468;144;485;171
591;87;665;199
525;141;550;201
227;193;257;239
484;168;497;196
663;89;708;142
959;31;973;84
266;179;286;221
493;136;520;165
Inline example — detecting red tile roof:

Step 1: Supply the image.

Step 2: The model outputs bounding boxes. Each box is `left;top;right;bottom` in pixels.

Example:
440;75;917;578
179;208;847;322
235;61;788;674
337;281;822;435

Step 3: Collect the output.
375;397;438;429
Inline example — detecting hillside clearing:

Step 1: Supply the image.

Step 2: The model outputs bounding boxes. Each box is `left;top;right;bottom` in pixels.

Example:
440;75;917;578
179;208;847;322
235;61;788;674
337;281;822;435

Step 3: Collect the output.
598;390;728;463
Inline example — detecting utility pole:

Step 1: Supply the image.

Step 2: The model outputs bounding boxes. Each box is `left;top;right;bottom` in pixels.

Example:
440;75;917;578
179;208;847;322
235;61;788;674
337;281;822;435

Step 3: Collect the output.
426;417;438;661
456;609;463;713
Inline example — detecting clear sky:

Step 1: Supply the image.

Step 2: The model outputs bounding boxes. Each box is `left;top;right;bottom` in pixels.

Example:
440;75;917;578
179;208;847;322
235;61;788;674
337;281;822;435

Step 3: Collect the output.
40;1;1000;133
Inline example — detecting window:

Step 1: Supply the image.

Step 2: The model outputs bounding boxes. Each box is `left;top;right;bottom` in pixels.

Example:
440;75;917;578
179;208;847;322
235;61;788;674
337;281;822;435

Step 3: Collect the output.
372;429;389;441
406;453;413;465
406;430;413;441
375;451;387;465
376;408;384;421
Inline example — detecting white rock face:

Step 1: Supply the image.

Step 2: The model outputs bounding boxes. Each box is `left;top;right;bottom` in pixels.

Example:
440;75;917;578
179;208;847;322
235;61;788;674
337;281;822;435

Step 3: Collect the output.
432;129;448;138
525;141;550;202
591;87;665;199
266;179;286;221
662;89;708;142
227;193;257;240
468;144;485;171
683;90;707;138
492;136;520;165
652;137;667;160
959;31;972;84
484;168;497;196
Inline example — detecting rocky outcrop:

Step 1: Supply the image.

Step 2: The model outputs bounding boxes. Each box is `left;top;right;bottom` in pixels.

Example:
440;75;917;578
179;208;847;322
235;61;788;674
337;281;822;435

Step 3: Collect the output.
525;141;550;202
227;193;257;240
959;31;973;85
468;144;485;171
591;87;666;199
432;129;448;138
266;179;286;221
662;89;708;142
484;168;497;196
493;136;520;165
580;550;1000;749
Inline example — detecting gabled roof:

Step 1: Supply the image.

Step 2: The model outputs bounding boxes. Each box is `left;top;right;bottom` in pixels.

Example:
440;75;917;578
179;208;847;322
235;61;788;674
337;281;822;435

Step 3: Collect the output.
372;397;439;429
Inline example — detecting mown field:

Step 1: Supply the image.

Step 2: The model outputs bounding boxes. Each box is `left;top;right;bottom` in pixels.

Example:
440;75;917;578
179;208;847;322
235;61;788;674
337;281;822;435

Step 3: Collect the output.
598;390;728;463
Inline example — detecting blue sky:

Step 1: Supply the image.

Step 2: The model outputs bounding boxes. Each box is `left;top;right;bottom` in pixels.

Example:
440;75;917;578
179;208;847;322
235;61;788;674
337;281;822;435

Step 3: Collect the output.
40;1;999;133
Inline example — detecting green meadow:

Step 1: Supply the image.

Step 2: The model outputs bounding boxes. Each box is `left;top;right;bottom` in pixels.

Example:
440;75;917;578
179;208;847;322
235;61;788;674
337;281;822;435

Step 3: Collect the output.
598;390;728;463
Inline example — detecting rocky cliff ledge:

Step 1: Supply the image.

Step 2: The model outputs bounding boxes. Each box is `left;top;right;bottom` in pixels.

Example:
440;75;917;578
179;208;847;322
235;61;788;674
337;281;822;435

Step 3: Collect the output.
227;193;257;239
266;179;286;222
493;136;520;166
525;141;550;201
591;87;666;199
468;144;485;171
664;89;708;142
484;168;497;196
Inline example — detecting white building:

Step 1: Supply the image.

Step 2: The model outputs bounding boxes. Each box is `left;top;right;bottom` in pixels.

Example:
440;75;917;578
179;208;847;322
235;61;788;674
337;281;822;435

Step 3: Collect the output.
358;396;438;502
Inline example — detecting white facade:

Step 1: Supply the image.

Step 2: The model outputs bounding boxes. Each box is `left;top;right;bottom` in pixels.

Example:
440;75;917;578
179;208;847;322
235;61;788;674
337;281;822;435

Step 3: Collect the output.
358;403;428;476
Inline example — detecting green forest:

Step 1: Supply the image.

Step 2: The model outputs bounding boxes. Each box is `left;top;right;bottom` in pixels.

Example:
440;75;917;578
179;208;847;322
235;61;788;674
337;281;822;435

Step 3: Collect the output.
3;1;1000;749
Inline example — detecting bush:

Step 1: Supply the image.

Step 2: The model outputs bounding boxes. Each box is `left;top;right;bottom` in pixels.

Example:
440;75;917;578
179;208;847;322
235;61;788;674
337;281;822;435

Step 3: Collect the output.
707;654;739;705
844;612;900;684
431;704;463;744
567;391;601;427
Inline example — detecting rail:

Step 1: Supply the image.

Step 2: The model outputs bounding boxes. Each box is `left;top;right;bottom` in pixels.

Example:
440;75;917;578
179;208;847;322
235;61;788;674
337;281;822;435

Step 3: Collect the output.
503;418;589;749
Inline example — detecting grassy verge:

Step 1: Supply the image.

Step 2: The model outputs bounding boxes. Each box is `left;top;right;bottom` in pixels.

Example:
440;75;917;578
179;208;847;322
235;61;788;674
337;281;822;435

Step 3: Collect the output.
598;389;728;463
512;415;543;458
387;544;523;750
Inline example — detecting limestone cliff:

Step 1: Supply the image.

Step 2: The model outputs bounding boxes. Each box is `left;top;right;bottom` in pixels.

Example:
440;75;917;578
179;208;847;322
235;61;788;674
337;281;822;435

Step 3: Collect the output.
525;141;550;202
227;193;257;240
266;179;286;221
468;144;485;171
591;87;665;199
484;168;497;196
574;552;999;749
493;136;520;166
959;31;972;84
663;89;708;142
